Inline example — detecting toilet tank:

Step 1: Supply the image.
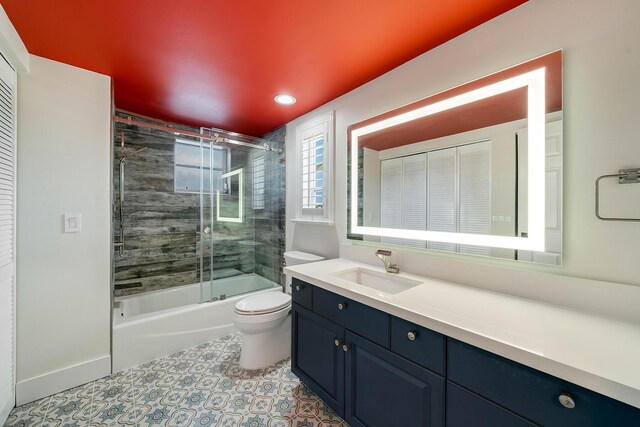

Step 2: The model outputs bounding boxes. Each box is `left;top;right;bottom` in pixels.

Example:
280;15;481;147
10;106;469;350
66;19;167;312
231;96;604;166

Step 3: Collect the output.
283;251;325;293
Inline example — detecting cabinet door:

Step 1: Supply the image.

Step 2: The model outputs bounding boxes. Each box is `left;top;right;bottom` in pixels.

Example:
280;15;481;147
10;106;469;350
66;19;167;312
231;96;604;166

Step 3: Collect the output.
448;338;640;426
344;331;445;427
291;304;345;415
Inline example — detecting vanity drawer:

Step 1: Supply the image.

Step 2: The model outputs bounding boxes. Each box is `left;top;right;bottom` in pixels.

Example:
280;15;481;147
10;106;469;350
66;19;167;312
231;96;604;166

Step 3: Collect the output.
291;278;313;309
313;286;389;347
446;382;535;427
390;317;445;376
447;339;640;426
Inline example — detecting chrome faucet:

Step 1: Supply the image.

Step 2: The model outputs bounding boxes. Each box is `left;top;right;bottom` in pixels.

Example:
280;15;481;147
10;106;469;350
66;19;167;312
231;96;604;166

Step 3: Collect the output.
376;249;399;274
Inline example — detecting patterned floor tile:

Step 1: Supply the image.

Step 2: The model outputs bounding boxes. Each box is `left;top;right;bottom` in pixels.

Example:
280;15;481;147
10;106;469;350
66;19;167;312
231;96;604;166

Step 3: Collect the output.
4;333;348;427
216;412;245;427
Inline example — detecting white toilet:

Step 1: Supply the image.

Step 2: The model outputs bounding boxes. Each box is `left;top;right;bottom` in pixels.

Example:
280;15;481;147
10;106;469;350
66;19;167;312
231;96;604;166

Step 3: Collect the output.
233;250;325;369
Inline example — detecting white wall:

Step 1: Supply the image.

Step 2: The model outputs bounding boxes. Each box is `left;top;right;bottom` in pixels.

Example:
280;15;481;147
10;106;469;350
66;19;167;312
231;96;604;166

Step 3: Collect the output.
16;55;111;404
286;0;640;299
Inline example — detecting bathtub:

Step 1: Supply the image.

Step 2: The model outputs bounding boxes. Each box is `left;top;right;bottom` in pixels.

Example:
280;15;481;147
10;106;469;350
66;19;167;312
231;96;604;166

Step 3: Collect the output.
112;274;281;372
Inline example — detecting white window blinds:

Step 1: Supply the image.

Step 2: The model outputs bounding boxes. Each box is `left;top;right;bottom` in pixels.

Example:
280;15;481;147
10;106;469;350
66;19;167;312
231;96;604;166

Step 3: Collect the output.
301;132;325;210
295;112;334;223
0;54;16;424
252;155;265;210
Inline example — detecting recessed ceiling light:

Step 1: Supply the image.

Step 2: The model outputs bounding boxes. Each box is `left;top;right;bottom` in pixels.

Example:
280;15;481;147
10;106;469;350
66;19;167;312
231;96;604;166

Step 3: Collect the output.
274;94;296;105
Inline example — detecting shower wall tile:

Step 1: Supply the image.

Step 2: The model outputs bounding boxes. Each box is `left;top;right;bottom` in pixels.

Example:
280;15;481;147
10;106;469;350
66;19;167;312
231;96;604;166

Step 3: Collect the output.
115;258;198;281
253;126;286;286
115;247;198;267
120;233;196;250
114;119;263;297
115;271;198;295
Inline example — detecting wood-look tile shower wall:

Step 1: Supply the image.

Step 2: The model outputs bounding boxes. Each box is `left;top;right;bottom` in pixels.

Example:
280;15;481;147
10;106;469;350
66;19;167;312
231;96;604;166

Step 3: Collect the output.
113;121;285;297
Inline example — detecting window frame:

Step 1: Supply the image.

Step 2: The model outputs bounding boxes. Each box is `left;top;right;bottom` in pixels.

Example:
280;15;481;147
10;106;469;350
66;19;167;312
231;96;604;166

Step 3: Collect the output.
293;112;334;224
174;139;230;194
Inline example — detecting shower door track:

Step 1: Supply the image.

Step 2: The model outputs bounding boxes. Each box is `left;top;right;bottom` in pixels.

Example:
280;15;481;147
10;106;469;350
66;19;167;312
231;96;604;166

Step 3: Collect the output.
113;115;274;152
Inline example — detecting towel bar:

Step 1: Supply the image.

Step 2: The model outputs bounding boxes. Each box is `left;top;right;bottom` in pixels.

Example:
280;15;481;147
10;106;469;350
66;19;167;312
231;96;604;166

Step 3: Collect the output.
595;168;640;221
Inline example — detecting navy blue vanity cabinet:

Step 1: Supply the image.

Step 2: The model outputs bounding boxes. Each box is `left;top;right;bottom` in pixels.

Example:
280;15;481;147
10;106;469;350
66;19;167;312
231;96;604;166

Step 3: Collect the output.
291;279;640;426
291;277;313;309
313;286;390;347
390;317;446;376
344;331;445;427
448;338;640;426
291;303;345;415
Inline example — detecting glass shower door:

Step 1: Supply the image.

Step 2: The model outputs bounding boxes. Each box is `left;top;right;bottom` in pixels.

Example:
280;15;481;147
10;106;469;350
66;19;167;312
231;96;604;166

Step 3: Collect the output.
199;131;274;303
198;134;216;302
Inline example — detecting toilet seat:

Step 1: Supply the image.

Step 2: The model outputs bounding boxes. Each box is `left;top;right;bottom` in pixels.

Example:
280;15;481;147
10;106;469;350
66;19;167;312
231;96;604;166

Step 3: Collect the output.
235;292;291;316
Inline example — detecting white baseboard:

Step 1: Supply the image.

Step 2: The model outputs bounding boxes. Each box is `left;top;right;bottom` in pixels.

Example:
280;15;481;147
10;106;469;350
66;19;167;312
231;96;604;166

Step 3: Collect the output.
16;355;110;406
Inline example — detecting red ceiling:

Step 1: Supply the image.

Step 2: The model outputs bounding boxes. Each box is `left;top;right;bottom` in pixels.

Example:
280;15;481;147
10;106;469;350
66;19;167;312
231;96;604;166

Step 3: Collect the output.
1;0;527;136
354;50;562;151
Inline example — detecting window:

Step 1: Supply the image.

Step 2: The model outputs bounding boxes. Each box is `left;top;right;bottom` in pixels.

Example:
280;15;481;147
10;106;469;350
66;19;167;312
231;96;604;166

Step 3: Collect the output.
253;155;265;210
294;112;334;223
174;139;229;193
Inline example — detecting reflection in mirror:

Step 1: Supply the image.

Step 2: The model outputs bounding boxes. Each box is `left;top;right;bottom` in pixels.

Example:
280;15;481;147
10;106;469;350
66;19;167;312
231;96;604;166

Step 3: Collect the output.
348;51;562;265
217;168;244;223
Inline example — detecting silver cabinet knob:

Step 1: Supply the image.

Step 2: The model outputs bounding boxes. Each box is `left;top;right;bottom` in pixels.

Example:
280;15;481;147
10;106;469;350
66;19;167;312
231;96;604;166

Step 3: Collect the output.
334;339;341;347
203;227;211;234
558;393;576;409
338;303;345;311
295;285;302;291
342;344;350;352
407;331;417;341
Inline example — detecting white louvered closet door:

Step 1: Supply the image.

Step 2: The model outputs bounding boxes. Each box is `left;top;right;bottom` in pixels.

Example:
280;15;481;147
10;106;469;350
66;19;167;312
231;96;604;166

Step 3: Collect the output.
458;141;491;256
0;54;16;424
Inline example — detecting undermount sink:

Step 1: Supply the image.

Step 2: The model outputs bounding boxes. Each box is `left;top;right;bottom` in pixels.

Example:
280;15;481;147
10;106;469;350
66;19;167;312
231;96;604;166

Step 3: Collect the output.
332;267;422;295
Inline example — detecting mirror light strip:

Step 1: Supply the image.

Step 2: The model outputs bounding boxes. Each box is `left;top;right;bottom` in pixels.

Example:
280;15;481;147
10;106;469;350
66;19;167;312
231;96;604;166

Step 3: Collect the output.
217;168;244;223
351;68;546;251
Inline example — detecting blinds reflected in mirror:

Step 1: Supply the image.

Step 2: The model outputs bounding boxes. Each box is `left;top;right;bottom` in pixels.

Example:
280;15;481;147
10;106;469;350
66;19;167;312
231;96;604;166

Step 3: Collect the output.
458;143;491;256
379;140;491;255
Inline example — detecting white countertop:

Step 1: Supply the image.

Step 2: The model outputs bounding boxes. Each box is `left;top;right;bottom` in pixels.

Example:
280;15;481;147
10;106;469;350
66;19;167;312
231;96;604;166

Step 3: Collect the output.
284;258;640;409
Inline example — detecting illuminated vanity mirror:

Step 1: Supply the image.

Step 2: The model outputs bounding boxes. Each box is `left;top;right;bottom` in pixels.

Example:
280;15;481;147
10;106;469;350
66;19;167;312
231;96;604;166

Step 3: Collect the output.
348;51;563;264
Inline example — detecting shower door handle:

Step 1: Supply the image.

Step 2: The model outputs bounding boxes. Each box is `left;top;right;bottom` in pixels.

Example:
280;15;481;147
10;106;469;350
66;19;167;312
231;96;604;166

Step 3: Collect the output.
203;227;211;234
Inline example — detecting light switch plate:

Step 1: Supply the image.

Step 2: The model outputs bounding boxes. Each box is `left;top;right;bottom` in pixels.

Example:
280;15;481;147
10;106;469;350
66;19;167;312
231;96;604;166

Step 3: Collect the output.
64;213;81;233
